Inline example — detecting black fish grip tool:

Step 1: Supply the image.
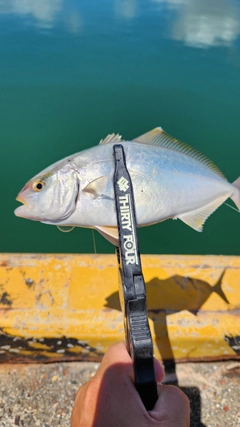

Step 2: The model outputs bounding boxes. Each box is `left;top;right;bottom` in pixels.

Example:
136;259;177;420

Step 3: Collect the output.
113;144;158;411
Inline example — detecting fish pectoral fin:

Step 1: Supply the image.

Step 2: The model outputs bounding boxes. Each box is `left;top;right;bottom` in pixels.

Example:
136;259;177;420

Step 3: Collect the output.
83;176;108;198
176;195;228;231
95;226;119;246
99;134;124;145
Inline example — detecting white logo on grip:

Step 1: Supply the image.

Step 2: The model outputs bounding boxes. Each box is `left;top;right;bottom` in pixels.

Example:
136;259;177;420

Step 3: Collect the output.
118;194;138;265
117;176;129;192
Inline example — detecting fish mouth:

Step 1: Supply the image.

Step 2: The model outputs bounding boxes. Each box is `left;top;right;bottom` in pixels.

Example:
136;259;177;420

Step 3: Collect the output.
16;193;26;204
14;204;33;219
14;194;32;219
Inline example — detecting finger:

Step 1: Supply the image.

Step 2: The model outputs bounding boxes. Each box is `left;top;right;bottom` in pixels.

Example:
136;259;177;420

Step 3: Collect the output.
154;357;165;383
149;384;190;426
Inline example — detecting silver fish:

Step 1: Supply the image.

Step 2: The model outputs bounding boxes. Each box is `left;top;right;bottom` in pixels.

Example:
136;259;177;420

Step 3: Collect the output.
14;127;240;245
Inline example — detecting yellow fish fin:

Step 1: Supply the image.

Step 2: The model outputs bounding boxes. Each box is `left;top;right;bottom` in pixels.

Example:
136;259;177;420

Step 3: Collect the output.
95;226;119;246
133;127;226;179
99;134;123;145
176;195;229;231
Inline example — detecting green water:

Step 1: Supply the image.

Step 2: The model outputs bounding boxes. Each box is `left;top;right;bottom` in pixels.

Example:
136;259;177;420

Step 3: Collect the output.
1;0;240;254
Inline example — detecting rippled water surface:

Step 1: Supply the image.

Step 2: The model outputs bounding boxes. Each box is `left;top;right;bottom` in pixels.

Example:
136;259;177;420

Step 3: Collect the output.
1;0;240;254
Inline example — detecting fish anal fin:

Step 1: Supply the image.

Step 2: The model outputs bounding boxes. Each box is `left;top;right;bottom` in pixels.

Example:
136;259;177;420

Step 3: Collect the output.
99;134;123;145
133;127;225;179
95;226;119;246
83;176;108;198
177;195;228;231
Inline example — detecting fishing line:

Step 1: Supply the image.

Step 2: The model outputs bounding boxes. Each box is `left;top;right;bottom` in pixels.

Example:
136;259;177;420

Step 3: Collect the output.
224;203;240;213
57;226;75;232
92;229;97;254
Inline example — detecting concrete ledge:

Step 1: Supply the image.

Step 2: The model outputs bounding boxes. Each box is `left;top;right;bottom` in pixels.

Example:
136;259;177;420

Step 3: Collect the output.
0;253;239;362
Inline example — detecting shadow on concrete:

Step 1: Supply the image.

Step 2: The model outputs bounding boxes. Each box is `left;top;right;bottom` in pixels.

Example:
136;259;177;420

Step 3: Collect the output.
105;269;228;426
181;386;206;427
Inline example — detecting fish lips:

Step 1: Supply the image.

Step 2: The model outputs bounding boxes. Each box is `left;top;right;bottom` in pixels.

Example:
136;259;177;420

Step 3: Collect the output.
15;194;39;220
14;204;37;220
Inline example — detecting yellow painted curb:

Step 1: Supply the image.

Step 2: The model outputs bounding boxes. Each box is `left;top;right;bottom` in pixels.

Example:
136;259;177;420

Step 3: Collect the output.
0;253;239;363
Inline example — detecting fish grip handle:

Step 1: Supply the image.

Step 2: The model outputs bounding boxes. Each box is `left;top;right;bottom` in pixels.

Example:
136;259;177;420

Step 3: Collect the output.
113;144;158;411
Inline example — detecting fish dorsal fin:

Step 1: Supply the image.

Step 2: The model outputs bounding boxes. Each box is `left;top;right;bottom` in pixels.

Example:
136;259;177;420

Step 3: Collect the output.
95;226;119;246
176;194;229;231
83;176;108;198
133;127;225;179
99;133;124;145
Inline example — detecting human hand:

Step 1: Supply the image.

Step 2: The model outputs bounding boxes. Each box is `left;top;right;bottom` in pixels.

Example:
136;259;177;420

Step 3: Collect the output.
71;342;190;427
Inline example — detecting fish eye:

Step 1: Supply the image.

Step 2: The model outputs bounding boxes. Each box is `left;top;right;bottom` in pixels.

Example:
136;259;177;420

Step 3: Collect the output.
32;181;45;192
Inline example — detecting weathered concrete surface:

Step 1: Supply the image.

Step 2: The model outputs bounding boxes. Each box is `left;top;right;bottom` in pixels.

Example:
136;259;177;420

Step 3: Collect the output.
1;254;240;363
0;360;239;427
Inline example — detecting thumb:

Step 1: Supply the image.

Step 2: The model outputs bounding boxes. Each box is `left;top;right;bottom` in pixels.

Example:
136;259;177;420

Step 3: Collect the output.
96;341;134;379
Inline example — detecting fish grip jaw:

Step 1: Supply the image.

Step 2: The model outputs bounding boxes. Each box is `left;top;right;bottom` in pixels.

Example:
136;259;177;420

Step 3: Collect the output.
127;297;158;410
113;144;158;411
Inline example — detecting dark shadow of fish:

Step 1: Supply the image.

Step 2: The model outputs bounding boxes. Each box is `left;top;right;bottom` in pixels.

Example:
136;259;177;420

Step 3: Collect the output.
146;269;228;315
105;269;228;317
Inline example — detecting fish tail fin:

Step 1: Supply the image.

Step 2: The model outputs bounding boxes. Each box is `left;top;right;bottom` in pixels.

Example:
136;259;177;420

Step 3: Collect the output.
231;177;240;210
